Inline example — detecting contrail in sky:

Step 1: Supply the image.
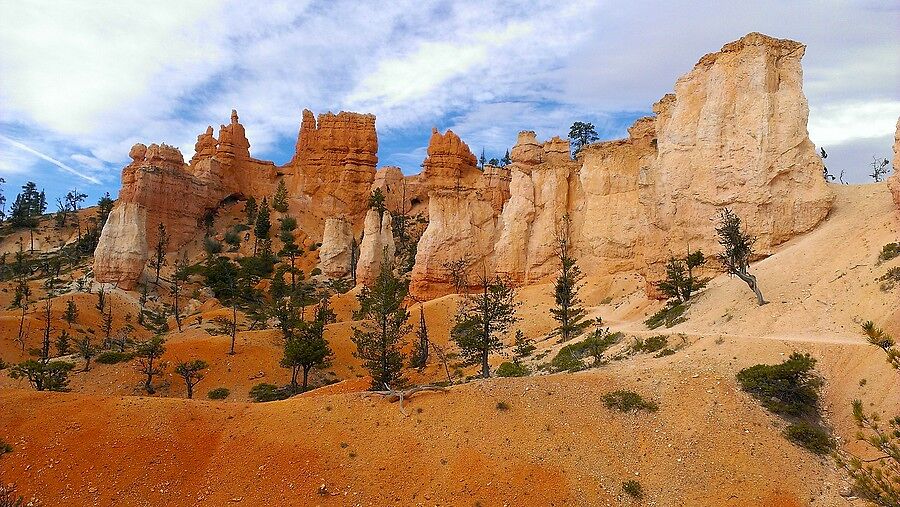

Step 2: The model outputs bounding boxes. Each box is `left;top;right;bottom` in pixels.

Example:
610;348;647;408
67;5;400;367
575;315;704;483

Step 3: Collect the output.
0;134;101;184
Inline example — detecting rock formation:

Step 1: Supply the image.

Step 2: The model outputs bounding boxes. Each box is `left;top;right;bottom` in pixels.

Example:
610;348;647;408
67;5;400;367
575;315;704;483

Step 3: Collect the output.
355;210;395;286
94;111;276;289
319;217;354;278
410;32;834;299
284;110;378;234
889;117;900;210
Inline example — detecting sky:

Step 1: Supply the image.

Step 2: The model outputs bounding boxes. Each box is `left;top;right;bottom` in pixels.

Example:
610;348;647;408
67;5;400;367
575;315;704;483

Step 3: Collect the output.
0;0;898;206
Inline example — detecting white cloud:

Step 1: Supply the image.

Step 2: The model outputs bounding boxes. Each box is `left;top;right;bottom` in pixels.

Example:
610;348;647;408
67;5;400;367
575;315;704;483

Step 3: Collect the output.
0;134;100;184
0;0;896;189
808;100;900;146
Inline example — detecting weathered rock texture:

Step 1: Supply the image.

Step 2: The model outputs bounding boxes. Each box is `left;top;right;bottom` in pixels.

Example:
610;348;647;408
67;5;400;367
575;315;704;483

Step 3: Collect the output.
95;111;276;289
355;210;395;286
319;218;354;278
889;117;900;210
410;32;834;299
284;110;378;235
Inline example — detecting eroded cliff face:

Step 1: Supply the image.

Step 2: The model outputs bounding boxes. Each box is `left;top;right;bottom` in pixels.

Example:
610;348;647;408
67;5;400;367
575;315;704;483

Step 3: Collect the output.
889;117;900;210
94;111;277;289
284;110;378;235
639;33;833;281
409;32;835;299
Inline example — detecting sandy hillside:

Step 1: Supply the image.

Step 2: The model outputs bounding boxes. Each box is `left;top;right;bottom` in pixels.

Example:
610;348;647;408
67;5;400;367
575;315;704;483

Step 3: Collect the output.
0;183;898;506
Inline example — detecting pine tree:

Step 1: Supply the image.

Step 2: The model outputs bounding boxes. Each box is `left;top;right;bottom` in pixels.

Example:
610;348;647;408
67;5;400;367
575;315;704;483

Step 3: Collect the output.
281;299;335;391
56;330;71;356
63;300;78;327
171;257;189;332
9;182;47;251
97;192;114;228
244;196;258;225
352;260;410;389
134;336;166;394
568;122;599;156
76;336;95;371
501;150;511;167
550;216;590;343
152;222;169;284
479;148;486;170
175;359;207;399
272;180;289;213
410;305;429;368
715;208;765;305
254;198;271;255
452;275;520;378
368;189;386;217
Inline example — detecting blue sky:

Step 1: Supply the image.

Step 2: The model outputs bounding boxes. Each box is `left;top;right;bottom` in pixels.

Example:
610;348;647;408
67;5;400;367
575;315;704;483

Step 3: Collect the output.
0;0;898;207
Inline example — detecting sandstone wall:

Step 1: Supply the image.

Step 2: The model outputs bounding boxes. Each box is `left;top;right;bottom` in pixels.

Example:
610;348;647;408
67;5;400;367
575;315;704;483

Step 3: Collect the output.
285;110;378;235
409;32;835;299
319;217;354;278
889;117;900;210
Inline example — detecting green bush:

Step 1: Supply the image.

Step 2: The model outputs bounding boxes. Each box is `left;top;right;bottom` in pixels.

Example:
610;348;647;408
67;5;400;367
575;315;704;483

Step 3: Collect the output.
0;439;11;456
550;344;585;372
622;479;643;498
310;267;322;276
783;421;833;455
631;335;668;354
736;353;821;417
249;383;291;403
602;390;659;413
224;229;241;246
496;361;529;377
644;303;687;329
878;242;899;262
207;387;230;400
881;266;900;282
496;401;510;411
655;348;675;358
95;351;134;364
203;237;223;255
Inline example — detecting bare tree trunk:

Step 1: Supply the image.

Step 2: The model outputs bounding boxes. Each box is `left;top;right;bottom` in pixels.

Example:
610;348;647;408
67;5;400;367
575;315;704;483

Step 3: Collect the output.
736;271;766;306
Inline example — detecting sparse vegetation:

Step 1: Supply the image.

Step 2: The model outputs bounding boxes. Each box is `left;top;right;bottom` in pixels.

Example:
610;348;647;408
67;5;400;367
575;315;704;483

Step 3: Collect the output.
175;359;207;399
495;401;510;411
738;353;833;454
878;243;899;263
207;387;230;400
249;382;292;403
716;208;765;305
602;390;658;413
654;250;708;304
631;335;668;354
452;275;519;378
9;359;74;392
644;302;687;330
134;336;166;394
622;479;643;499
496;361;529;377
95;350;134;364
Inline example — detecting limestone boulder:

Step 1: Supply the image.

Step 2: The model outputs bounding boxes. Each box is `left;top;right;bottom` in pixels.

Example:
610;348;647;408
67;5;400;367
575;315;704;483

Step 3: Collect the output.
319;218;354;278
355;210;396;286
93;203;148;290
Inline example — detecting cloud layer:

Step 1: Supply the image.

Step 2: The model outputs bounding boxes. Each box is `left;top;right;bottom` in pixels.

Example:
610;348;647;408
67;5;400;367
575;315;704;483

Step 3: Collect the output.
0;0;897;202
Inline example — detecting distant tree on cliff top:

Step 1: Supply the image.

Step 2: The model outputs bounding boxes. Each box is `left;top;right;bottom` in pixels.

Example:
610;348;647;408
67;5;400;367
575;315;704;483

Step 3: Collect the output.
715;208;765;306
0;177;7;221
869;156;891;183
568;122;599;156
97;192;114;228
368;188;386;217
501;150;512;167
273;180;289;213
9;182;47;251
